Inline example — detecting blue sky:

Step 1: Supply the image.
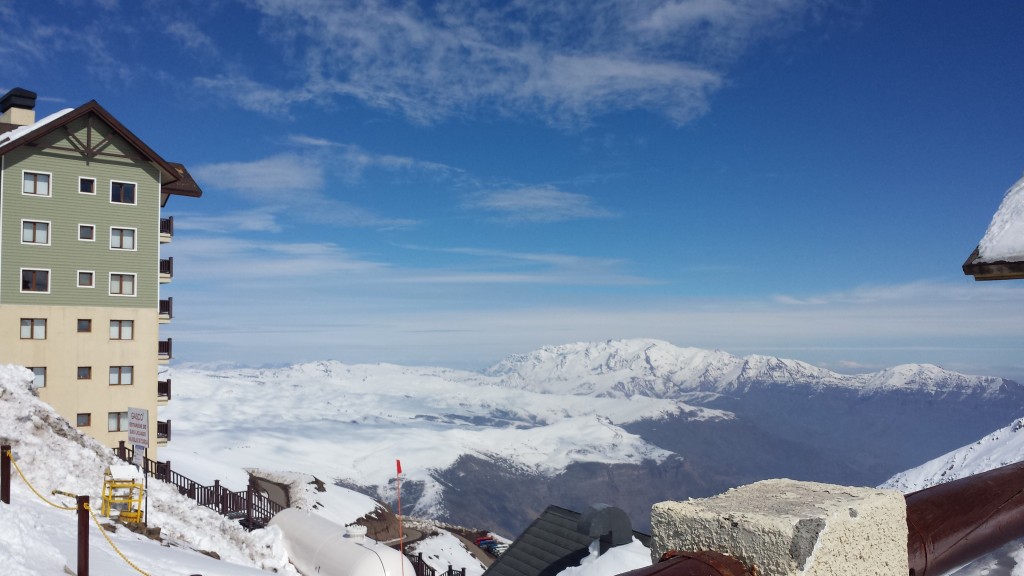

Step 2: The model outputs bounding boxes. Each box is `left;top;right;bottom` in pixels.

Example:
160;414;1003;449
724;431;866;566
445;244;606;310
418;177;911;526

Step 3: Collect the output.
3;0;1024;379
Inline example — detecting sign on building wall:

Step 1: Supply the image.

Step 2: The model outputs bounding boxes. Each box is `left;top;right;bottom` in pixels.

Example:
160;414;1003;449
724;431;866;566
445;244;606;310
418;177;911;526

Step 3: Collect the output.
128;407;149;448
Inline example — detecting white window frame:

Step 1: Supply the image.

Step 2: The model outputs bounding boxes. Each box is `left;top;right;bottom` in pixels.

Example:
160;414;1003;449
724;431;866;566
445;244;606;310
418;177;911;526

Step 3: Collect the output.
29;367;46;388
108;411;128;432
79;177;96;195
78;224;96;242
77;270;95;288
108;272;136;297
21;219;51;246
22;170;52;197
109;366;133;386
109;226;137;251
109;320;134;340
20;268;51;294
20;318;46;340
110;180;138;205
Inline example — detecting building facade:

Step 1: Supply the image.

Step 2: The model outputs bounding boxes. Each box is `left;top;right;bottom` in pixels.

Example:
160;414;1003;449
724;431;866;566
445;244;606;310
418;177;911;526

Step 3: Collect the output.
0;88;201;456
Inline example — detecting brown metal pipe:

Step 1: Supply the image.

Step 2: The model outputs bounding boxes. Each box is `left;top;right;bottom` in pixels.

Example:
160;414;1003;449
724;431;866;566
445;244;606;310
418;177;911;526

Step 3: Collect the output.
1;445;10;504
77;495;89;576
615;551;755;576
906;460;1024;576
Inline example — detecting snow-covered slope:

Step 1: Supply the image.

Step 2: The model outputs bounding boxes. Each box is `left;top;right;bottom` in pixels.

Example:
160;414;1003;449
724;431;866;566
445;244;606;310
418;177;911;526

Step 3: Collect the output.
0;364;488;576
882;417;1024;493
485;339;1012;398
882;416;1024;576
0;364;297;575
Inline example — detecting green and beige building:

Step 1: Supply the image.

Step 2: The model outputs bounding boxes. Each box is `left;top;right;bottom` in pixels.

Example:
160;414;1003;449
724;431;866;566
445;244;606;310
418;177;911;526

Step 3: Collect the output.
0;88;201;456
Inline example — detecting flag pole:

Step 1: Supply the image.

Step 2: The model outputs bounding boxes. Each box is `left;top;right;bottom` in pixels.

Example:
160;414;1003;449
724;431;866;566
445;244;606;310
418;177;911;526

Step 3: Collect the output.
397;459;405;576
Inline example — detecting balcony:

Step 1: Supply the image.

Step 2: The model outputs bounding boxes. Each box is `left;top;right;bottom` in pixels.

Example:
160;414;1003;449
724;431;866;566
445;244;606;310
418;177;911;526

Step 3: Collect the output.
159;257;173;283
159;297;173;323
160;216;174;244
158;338;173;364
158;378;172;404
157;419;171;444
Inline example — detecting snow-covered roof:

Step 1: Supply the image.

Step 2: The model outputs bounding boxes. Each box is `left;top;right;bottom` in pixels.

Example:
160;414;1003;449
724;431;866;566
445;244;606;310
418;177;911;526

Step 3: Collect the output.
977;172;1024;263
0;108;75;146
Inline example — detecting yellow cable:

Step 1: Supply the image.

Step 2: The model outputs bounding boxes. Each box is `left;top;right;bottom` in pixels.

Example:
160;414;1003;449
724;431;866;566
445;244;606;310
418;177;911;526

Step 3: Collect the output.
6;450;76;511
7;450;150;575
85;503;151;576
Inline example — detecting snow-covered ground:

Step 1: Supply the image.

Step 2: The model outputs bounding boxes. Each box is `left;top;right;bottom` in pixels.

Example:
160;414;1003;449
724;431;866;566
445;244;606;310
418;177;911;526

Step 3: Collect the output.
0;364;486;576
0;364;296;575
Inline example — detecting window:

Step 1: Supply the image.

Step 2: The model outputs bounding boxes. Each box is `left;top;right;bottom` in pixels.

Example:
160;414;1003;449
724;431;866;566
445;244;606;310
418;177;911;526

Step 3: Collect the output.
29;367;46;388
111;181;136;204
108;412;128;432
22;171;50;196
77;319;92;333
77;414;91;427
109;366;133;386
20;318;46;340
110;320;134;340
21;220;50;245
79;225;95;241
77;367;92;380
78;271;95;288
110;227;136;250
109;273;135;296
21;269;49;293
79;177;95;194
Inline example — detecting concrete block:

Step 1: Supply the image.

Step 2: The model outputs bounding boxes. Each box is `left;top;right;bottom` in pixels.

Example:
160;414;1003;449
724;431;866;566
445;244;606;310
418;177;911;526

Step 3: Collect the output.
650;480;907;575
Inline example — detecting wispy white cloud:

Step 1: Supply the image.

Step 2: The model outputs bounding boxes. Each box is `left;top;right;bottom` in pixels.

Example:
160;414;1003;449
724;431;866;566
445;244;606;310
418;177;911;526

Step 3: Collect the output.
190;0;828;126
193;74;313;115
165;19;220;56
173;208;284;234
191;152;420;228
193;153;324;196
466;185;615;223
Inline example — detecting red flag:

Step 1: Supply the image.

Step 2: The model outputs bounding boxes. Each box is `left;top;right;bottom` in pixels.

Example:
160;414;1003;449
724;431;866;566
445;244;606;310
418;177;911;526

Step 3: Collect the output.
396;459;402;475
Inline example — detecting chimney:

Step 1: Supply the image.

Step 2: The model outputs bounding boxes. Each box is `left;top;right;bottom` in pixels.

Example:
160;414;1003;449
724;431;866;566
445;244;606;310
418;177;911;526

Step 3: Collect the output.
0;88;38;126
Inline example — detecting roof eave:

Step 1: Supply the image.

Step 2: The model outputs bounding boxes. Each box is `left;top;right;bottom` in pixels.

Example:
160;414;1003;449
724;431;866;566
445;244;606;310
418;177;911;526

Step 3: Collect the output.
962;247;1024;281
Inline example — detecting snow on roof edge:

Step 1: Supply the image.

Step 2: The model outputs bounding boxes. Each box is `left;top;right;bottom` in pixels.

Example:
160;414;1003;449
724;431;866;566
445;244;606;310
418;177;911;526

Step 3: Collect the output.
977;171;1024;263
0;108;76;147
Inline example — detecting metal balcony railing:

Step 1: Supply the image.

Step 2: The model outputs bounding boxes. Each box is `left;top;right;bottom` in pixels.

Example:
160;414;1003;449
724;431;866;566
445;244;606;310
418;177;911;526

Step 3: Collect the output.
158;338;173;360
158;378;172;401
159;297;173;320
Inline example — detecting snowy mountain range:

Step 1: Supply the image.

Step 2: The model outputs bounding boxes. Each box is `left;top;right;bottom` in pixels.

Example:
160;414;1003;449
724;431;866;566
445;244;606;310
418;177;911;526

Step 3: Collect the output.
164;339;1024;536
487;339;1013;397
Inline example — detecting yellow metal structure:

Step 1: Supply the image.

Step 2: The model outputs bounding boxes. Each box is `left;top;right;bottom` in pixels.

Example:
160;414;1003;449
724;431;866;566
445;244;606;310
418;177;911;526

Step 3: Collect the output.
101;466;144;523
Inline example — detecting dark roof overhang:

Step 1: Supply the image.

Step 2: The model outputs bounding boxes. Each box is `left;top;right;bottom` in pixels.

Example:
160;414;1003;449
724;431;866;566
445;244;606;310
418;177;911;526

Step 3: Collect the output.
962;248;1024;281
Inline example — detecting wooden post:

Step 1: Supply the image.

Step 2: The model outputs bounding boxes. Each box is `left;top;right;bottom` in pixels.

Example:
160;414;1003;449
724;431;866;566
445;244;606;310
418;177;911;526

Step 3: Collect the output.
245;479;254;530
1;445;10;504
117;440;127;462
77;496;89;576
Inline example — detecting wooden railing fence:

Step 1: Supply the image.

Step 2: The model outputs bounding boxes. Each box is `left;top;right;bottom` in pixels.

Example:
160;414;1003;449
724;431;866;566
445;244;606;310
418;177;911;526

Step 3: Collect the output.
113;442;471;574
113;441;283;530
410;553;466;576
